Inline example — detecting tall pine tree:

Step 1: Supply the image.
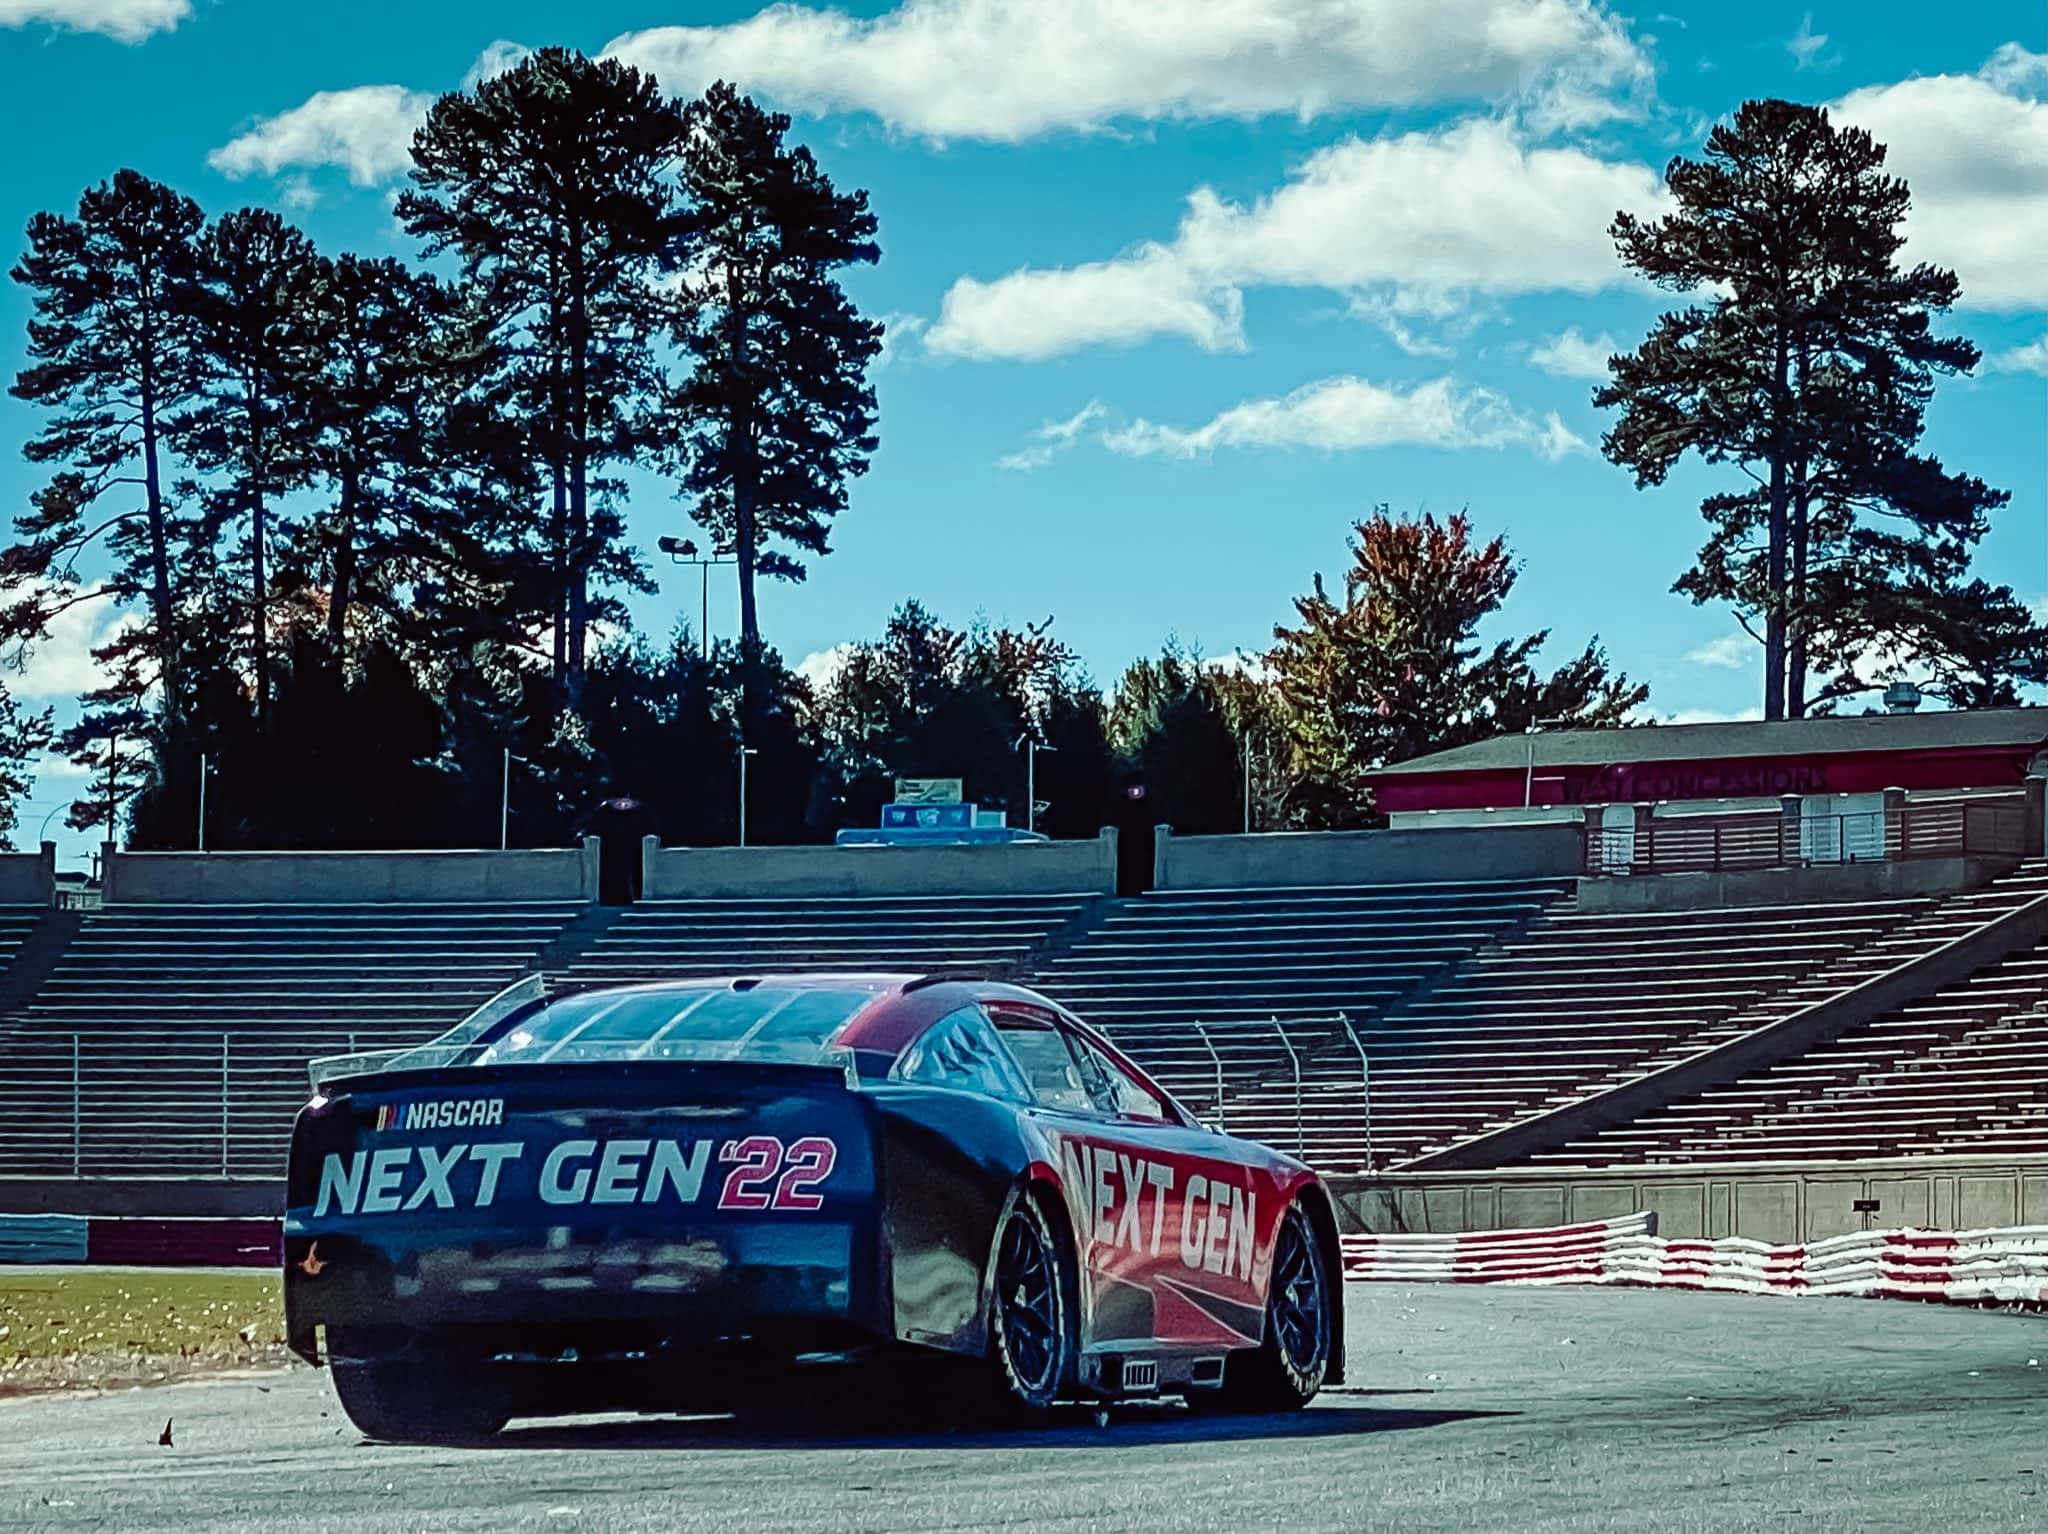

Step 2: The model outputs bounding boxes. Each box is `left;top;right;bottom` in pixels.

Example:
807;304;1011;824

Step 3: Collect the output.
178;206;326;729
1598;99;2013;718
664;82;882;672
400;48;680;708
6;171;206;724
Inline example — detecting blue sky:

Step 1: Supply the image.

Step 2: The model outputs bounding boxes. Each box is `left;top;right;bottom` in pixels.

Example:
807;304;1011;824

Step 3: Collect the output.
1;0;2043;861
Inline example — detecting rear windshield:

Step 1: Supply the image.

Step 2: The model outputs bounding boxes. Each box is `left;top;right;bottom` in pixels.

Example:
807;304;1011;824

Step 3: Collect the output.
468;985;876;1066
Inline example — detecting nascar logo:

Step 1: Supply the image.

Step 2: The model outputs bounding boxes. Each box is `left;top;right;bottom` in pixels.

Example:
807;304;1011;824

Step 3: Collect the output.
373;1097;505;1132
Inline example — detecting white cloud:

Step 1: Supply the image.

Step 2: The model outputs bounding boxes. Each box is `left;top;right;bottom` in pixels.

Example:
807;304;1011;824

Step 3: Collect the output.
1685;634;1755;671
929;248;1244;362
5;586;134;700
925;119;1665;361
795;643;855;692
1100;374;1586;460
996;400;1108;471
604;0;1651;144
1528;326;1618;379
1785;13;1831;72
1989;335;2048;375
1833;46;2048;311
208;85;434;187
464;39;532;88
0;0;185;42
1640;706;1766;726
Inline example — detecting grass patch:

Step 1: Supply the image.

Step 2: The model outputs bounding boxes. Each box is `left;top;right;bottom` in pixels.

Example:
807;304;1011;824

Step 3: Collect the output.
0;1269;287;1397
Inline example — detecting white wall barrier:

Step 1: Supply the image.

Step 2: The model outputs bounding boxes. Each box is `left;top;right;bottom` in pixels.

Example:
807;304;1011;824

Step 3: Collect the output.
1340;1213;2048;1306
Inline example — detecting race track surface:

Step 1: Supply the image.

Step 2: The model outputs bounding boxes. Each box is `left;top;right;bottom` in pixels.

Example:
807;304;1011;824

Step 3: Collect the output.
2;1284;2044;1532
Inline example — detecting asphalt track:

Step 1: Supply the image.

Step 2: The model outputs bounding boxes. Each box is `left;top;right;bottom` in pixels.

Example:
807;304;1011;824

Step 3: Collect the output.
2;1283;2045;1532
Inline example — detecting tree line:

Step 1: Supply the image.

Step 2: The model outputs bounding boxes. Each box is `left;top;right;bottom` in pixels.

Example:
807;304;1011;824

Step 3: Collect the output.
0;72;2038;852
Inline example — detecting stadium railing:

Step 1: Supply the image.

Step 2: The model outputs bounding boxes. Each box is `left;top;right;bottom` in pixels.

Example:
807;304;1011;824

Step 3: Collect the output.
1587;794;2032;877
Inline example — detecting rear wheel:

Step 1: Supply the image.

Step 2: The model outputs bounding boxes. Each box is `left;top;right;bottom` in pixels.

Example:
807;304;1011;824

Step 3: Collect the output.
328;1329;511;1445
985;1193;1071;1415
1199;1203;1330;1413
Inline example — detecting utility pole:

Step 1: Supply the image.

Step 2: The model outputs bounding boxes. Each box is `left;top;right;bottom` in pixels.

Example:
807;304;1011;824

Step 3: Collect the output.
1243;733;1253;835
197;753;210;852
658;537;737;661
1522;717;1572;808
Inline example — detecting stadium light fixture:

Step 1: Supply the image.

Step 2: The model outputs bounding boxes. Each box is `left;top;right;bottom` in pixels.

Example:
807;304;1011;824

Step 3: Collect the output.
661;535;737;660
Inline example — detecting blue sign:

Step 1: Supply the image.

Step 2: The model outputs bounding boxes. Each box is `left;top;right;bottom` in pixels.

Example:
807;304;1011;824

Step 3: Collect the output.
881;802;976;831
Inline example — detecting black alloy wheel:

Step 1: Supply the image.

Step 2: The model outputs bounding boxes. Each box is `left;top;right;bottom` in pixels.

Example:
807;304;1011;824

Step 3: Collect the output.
988;1194;1068;1412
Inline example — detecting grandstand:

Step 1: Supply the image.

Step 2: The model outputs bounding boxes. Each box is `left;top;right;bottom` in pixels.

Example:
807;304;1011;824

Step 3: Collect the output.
1028;879;1568;1116
1534;861;2048;1166
551;892;1094;988
0;901;587;1177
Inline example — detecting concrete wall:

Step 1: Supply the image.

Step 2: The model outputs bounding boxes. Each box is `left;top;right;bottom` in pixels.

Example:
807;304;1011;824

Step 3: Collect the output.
1386;806;1585;831
0;842;54;905
102;839;600;905
642;828;1118;899
0;1178;281;1218
1575;854;2005;914
1331;1157;2048;1243
1153;822;1585;891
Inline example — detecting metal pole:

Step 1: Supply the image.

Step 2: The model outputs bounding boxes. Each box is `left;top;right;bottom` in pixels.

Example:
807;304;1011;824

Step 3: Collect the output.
1243;736;1252;835
700;560;710;662
1271;1016;1302;1161
1337;1011;1373;1172
1026;741;1035;836
500;747;511;851
1524;728;1535;808
738;746;757;847
71;1033;80;1178
1195;1021;1225;1133
197;753;207;853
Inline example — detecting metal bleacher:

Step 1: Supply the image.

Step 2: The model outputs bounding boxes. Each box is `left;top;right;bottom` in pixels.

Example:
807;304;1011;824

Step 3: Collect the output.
552;893;1095;988
0;902;585;1177
1537;861;2048;1166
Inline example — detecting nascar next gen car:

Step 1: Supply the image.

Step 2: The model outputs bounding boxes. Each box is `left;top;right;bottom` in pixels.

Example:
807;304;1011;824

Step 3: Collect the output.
285;973;1344;1441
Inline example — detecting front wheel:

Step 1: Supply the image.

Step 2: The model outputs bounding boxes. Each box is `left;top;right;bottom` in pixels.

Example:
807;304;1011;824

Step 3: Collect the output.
985;1193;1072;1415
1199;1203;1331;1413
328;1329;511;1445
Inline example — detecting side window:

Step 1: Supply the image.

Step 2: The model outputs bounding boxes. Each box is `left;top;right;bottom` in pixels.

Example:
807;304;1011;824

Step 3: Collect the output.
894;1006;1034;1104
994;1020;1097;1114
1068;1033;1171;1123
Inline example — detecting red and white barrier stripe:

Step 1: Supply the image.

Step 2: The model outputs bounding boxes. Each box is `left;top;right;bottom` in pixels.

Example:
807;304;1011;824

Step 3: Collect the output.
1340;1215;2048;1307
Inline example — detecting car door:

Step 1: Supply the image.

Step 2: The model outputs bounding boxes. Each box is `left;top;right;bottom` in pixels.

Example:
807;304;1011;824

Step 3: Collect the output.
990;1010;1265;1354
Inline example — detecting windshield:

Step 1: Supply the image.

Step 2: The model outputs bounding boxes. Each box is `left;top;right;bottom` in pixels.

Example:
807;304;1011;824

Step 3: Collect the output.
361;983;881;1075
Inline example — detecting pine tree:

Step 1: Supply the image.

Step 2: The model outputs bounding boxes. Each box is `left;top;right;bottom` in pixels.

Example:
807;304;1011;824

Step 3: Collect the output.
0;684;53;850
284;253;503;661
400;48;681;708
1599;99;2007;718
664;82;882;671
6;170;206;721
177;206;326;729
1269;509;1645;827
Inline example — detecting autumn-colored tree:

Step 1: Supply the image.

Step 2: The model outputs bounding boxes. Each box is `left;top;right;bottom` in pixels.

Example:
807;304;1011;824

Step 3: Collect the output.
1270;509;1645;827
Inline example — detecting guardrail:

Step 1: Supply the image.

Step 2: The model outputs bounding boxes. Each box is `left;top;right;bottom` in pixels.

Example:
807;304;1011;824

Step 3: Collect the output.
1340;1212;2048;1306
1589;796;2031;877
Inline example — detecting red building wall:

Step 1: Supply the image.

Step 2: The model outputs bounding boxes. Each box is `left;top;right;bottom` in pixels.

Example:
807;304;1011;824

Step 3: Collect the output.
1375;744;2039;815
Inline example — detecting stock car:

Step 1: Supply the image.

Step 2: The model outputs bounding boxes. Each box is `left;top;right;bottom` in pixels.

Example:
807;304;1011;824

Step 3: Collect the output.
283;973;1344;1442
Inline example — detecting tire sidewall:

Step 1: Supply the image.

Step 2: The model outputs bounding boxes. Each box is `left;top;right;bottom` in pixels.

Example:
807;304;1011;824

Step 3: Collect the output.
986;1190;1071;1412
1267;1204;1332;1405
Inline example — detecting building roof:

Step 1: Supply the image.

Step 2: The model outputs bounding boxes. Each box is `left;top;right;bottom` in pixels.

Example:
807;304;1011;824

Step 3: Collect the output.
1373;707;2048;778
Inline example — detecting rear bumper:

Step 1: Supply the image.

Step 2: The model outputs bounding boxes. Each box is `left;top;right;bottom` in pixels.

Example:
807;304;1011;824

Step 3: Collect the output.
283;1217;882;1364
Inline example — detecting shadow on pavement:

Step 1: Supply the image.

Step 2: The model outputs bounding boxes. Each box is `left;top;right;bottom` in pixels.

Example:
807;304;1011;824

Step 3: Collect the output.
483;1399;1515;1453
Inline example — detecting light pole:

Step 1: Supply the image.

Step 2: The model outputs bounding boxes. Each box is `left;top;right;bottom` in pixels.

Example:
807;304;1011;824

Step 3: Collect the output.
658;536;738;661
1014;734;1056;835
197;753;217;852
500;748;527;851
1522;716;1572;808
738;744;759;847
1242;732;1255;835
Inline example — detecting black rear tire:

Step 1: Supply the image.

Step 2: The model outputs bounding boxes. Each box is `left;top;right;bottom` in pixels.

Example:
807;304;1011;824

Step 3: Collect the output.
328;1329;511;1445
1196;1203;1331;1413
984;1192;1073;1417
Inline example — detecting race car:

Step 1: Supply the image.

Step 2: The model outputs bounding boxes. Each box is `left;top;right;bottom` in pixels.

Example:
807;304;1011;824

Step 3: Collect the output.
284;972;1344;1442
